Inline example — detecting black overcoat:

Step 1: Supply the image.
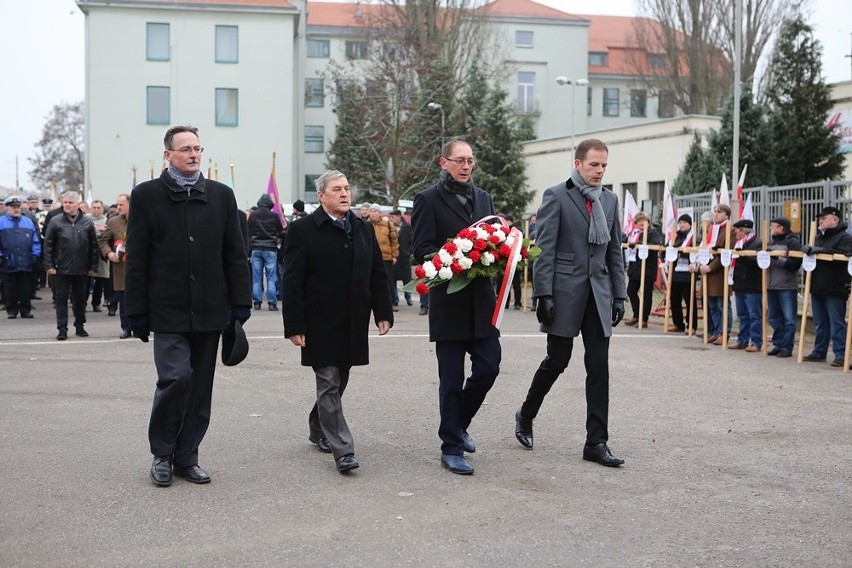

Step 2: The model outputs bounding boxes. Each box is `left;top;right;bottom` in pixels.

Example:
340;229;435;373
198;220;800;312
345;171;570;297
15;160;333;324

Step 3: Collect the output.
124;171;251;332
282;208;393;367
411;181;499;342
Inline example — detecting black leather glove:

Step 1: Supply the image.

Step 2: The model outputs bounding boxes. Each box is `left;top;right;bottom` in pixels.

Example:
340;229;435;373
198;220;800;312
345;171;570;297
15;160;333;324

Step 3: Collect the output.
612;299;625;327
128;314;150;343
535;296;555;326
230;307;251;326
801;245;822;256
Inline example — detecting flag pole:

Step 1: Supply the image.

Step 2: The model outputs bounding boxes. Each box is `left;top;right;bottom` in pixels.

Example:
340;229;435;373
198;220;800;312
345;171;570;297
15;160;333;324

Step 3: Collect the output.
637;226;649;329
761;220;769;355
131;165;137;188
701;219;710;343
721;222;732;349
797;221;818;363
229;162;236;189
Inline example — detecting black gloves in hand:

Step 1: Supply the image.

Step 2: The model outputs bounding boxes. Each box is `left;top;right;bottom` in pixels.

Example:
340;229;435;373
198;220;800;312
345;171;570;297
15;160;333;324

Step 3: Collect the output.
612;299;625;327
128;314;150;343
535;296;555;326
801;245;821;256
230;307;251;326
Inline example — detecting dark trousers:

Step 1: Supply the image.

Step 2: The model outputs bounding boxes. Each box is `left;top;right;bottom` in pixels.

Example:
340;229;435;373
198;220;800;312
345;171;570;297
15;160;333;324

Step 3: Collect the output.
627;278;653;320
385;261;398;305
521;294;610;446
669;279;696;330
112;290;128;331
2;272;33;315
309;366;353;459
89;276;112;308
396;258;412;303
54;274;88;331
434;337;501;455
149;331;220;468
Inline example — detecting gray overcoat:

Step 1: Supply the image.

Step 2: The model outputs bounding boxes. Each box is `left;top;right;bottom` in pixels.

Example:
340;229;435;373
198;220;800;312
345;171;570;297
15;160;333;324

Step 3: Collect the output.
532;179;626;338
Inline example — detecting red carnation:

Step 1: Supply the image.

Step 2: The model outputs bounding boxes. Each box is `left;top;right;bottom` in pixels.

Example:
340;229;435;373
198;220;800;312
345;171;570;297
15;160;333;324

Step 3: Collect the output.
414;265;426;278
450;260;464;275
499;244;512;258
491;249;501;261
488;234;501;245
469;250;481;263
520;247;529;259
443;242;458;255
481;224;496;234
431;256;444;270
458;228;470;239
415;282;430;295
473;239;487;251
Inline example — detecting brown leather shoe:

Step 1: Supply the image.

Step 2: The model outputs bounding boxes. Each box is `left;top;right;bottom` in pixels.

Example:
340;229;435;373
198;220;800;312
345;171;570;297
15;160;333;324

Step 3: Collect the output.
745;345;760;352
713;335;725;345
728;341;744;350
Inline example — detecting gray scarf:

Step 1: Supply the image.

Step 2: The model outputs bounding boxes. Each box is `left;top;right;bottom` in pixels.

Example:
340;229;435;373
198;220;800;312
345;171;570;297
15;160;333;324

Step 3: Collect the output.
571;168;610;245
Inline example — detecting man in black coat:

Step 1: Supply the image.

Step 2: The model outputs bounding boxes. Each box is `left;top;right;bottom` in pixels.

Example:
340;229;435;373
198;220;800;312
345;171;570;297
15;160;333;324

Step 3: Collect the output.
411;139;500;476
282;169;393;474
125;125;252;487
390;209;413;307
247;194;284;311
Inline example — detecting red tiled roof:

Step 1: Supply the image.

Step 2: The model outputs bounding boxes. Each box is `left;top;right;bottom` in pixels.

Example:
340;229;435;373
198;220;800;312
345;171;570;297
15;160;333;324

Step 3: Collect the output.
477;0;585;21
109;0;295;8
583;15;675;76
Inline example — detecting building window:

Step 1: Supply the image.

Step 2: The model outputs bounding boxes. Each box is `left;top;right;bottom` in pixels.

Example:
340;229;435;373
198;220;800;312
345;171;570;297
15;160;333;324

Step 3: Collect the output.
307;39;330;58
649;53;666;69
648;181;665;205
215;25;238;63
305;78;324;107
305;174;320;201
146;86;170;124
658;90;675;118
146;23;169;61
587;86;593;116
603;88;619;117
622;183;638;203
215;88;238;126
588;52;607;66
516;71;535;114
515;30;533;47
630;89;647;117
305;126;324;153
346;41;367;60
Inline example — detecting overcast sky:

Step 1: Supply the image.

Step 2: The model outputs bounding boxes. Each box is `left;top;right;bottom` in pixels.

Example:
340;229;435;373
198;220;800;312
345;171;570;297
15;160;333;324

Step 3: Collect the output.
0;0;849;192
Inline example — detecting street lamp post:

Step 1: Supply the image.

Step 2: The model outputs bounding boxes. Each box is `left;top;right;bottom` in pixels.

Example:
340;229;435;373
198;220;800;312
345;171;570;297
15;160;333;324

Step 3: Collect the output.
427;102;445;145
555;76;589;157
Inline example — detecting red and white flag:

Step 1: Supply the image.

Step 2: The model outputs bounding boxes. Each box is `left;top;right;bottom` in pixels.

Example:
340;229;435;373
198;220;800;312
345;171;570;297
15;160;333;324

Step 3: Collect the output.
718;173;729;206
741;193;754;223
662;183;677;244
735;164;748;218
622;191;640;235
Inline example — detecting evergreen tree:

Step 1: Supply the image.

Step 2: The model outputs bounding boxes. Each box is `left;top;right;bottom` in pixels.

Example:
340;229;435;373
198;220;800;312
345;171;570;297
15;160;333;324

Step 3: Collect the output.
325;82;386;196
707;86;776;187
764;15;844;185
673;133;721;195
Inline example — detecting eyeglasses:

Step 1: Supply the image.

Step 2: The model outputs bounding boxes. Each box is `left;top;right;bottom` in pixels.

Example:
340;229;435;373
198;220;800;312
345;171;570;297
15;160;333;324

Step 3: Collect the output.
445;157;475;167
169;146;204;154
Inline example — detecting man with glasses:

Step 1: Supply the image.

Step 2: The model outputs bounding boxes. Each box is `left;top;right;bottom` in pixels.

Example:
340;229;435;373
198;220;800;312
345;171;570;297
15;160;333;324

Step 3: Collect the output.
125;125;251;487
412;139;500;475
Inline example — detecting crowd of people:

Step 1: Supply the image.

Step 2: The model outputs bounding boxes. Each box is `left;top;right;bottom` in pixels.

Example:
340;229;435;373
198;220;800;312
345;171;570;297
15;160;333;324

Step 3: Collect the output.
2;124;847;488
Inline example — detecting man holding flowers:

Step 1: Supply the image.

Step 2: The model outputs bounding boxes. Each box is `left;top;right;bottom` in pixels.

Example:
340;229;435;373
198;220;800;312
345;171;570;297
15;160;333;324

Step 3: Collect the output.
411;139;501;476
514;138;628;467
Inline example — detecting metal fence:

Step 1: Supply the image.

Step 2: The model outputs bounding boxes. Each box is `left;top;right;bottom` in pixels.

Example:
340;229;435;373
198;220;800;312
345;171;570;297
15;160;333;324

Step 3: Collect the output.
671;179;852;245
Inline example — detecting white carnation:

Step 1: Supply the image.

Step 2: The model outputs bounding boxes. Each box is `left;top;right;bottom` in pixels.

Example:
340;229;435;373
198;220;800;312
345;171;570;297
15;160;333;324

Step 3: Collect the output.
458;257;473;270
491;223;504;231
438;266;453;280
481;252;495;266
438;249;453;264
493;229;507;242
505;235;516;247
475;227;489;240
453;238;474;253
423;262;438;278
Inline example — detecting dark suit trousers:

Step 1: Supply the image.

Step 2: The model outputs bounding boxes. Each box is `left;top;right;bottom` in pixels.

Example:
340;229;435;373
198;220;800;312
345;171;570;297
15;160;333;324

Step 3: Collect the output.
149;331;220;468
521;293;610;446
2;272;33;314
669;280;696;330
53;274;88;331
309;366;353;459
435;337;501;455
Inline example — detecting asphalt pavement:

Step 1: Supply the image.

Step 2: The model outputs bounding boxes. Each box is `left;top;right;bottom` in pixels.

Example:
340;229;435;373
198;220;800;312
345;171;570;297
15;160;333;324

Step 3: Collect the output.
0;295;849;567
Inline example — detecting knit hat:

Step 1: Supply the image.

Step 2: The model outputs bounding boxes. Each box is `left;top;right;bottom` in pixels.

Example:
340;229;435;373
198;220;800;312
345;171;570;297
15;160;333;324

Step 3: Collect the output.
257;194;274;208
293;199;305;212
677;213;692;225
770;216;791;231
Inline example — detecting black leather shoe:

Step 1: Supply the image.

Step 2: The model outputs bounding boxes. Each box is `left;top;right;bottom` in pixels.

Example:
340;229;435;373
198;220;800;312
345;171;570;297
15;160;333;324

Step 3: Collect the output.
515;408;533;450
174;464;211;484
803;353;826;362
150;455;173;486
776;349;792;358
419;308;428;316
92;305;102;312
335;454;359;472
268;304;278;311
582;443;624;467
119;329;132;339
309;435;332;453
441;453;474;475
107;307;117;316
831;358;844;368
461;430;476;453
767;347;781;356
57;329;67;341
20;311;33;319
75;327;89;337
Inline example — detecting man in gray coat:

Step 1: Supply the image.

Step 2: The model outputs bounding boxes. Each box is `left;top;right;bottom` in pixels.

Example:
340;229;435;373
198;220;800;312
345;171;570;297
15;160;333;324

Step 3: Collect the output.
514;138;628;467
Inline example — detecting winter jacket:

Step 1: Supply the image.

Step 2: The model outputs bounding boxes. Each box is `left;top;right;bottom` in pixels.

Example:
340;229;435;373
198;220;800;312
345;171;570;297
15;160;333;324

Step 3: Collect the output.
810;223;852;298
43;212;98;276
671;228;694;283
626;226;662;281
248;197;284;251
0;213;41;273
731;234;763;293
371;217;399;262
767;231;802;290
705;221;732;297
99;214;128;291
